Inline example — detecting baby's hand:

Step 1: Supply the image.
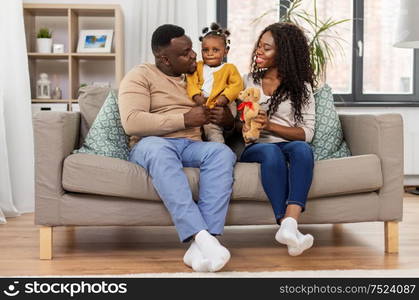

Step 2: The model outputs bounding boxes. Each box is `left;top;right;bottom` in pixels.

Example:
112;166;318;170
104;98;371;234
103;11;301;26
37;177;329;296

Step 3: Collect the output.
216;95;229;107
193;94;207;106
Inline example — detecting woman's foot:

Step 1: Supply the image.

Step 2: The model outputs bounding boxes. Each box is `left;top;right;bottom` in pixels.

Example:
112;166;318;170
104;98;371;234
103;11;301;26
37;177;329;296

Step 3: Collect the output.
275;217;299;248
275;217;314;256
288;231;314;256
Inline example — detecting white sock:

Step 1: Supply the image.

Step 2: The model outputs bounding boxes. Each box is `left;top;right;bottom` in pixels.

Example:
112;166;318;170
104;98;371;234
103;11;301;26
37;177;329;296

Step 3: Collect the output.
183;241;210;272
194;230;231;272
275;217;299;248
288;231;314;256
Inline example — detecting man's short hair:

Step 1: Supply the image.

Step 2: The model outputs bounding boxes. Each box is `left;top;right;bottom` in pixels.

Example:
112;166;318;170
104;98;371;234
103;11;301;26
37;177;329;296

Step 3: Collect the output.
151;24;185;53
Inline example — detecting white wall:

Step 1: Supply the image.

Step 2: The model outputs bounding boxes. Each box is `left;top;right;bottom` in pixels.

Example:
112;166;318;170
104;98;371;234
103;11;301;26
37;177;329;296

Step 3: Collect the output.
337;106;419;185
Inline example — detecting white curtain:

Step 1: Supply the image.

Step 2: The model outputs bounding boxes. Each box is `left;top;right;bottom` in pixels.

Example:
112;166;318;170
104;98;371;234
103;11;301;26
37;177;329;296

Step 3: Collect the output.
0;0;34;224
135;0;216;64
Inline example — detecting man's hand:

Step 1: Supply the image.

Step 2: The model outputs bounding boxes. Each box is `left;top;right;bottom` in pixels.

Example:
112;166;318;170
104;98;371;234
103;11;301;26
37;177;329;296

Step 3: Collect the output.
209;106;234;129
215;95;229;107
193;94;207;106
184;106;210;128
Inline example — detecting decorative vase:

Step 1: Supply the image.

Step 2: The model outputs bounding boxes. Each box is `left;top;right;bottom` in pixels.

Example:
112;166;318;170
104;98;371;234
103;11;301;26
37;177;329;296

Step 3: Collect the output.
36;38;52;53
52;87;62;99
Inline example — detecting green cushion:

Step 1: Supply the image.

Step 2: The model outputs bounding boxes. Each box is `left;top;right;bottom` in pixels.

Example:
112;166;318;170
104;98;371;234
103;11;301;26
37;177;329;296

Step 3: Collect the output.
73;90;130;160
310;84;351;161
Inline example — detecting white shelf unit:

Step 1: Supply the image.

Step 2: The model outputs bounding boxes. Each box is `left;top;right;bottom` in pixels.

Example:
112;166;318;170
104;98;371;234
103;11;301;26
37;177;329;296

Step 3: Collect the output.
23;3;124;110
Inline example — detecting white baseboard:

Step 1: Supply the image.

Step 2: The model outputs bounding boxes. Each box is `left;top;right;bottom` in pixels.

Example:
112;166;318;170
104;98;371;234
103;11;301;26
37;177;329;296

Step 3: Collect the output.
404;175;419;186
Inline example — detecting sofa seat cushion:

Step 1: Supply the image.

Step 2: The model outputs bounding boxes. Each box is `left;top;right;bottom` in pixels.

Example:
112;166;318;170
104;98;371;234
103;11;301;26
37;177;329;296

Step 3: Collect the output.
233;154;382;200
62;153;382;202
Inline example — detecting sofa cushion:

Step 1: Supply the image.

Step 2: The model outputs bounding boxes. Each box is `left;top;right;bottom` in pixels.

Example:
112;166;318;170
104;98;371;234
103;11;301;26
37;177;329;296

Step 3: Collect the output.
63;153;382;201
78;85;115;145
63;153;198;201
73;90;130;160
311;84;352;160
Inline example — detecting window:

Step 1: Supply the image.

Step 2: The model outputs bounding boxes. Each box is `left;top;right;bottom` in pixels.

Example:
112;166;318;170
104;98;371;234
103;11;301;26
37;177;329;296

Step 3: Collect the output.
297;0;353;94
223;0;279;76
363;0;413;94
218;0;419;105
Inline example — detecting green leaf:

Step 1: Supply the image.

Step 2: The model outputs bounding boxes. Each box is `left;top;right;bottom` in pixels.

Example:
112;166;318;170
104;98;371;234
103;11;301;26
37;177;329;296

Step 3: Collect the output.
37;28;52;38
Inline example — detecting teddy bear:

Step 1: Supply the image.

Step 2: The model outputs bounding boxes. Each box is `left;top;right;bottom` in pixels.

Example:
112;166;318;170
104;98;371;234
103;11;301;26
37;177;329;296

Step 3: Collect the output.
237;87;262;143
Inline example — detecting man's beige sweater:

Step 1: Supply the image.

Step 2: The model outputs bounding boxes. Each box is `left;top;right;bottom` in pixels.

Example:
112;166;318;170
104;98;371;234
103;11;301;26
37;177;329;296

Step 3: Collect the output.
118;64;202;147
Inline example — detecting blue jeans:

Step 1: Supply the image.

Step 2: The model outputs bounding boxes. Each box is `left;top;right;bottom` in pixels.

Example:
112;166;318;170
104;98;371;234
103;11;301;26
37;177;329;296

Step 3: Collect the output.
240;141;314;222
129;137;236;242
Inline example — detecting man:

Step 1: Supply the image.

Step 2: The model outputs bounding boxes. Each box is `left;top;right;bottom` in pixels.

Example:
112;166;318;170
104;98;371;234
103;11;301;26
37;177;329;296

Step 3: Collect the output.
118;24;236;272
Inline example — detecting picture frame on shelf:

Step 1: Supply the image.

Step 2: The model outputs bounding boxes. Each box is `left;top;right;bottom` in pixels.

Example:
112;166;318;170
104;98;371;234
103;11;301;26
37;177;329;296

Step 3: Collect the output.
77;30;113;53
92;82;111;87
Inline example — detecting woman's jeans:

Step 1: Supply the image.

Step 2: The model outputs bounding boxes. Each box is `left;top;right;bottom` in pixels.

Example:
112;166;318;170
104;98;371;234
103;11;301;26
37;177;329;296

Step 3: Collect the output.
240;141;314;222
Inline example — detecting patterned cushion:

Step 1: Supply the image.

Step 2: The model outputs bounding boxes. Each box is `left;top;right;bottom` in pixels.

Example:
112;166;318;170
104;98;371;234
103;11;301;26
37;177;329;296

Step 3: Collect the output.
78;85;114;145
310;84;351;160
73;90;130;160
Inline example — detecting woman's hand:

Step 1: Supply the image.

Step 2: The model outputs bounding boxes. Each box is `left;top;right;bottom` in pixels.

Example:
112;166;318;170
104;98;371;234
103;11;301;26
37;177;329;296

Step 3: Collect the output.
253;110;270;131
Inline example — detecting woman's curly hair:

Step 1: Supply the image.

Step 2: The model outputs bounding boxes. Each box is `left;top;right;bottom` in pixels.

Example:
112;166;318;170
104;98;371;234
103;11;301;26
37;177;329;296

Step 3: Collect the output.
250;22;314;124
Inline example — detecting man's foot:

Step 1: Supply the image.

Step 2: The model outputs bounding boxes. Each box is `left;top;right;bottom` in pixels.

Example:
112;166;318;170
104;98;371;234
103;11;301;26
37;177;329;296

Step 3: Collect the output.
195;230;230;272
275;217;299;248
183;241;210;272
288;231;314;256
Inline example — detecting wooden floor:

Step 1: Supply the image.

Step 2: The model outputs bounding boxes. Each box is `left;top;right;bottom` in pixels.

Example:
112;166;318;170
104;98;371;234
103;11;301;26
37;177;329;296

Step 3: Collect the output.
1;194;418;276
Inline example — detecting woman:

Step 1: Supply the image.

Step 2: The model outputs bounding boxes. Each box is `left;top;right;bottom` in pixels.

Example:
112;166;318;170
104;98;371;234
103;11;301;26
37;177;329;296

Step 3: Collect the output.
240;22;315;256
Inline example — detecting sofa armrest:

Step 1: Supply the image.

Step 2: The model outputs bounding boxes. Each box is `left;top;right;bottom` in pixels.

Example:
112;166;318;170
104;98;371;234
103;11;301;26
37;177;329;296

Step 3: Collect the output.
339;114;404;221
33;111;80;225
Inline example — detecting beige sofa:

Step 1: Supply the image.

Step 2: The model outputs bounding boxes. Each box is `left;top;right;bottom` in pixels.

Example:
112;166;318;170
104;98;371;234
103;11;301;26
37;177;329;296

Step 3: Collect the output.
33;105;404;259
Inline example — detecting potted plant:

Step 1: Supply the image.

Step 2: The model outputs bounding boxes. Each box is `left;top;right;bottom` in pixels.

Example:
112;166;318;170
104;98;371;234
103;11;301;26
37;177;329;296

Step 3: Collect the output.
253;0;350;88
36;28;52;53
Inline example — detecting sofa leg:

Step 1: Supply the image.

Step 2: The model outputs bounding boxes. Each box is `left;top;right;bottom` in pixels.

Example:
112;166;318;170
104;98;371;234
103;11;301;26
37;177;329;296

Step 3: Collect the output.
384;221;399;254
40;226;53;260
